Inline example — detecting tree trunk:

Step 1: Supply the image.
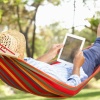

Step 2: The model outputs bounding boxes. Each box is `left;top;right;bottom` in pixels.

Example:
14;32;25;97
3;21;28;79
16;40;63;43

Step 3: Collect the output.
31;5;40;58
72;0;76;34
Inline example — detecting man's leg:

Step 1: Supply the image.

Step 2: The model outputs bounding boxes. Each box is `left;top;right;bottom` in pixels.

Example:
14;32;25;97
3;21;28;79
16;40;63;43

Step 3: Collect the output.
82;24;100;76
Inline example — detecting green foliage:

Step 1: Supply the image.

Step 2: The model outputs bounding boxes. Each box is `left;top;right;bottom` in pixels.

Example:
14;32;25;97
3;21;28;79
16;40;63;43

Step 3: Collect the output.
15;0;21;4
0;10;3;23
0;0;62;57
0;0;24;4
46;22;68;43
0;80;4;85
48;0;61;5
34;0;44;3
85;12;100;33
0;89;100;100
88;18;100;27
96;11;100;18
0;0;9;3
75;28;96;47
37;22;68;54
34;37;47;58
0;0;100;57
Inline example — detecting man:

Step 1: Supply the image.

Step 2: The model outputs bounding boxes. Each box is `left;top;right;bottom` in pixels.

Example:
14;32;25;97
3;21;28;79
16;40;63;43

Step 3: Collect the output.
0;24;100;86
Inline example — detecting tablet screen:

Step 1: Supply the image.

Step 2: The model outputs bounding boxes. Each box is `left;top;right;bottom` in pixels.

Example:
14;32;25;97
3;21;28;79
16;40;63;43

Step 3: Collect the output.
57;34;85;64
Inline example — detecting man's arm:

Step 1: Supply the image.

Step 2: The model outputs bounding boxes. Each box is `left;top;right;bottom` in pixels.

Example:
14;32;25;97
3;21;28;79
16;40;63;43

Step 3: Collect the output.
65;51;85;86
37;44;85;77
37;44;63;63
72;50;85;76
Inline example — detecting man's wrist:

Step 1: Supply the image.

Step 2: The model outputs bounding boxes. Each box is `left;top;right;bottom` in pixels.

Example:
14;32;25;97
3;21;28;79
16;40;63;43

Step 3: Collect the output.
72;66;80;76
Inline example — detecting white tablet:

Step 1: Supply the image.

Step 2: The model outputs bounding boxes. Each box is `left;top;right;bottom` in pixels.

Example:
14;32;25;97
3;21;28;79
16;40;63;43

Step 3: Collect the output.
57;33;85;65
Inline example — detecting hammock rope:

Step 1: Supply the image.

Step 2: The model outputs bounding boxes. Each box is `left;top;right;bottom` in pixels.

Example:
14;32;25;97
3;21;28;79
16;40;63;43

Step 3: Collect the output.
0;44;100;98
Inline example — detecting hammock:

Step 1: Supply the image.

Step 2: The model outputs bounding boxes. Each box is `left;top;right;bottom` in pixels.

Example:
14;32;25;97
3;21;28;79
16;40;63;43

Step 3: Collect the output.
0;44;100;98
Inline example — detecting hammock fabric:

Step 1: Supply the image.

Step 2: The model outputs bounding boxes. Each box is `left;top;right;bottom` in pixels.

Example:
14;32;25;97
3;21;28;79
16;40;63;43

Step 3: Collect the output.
0;44;100;98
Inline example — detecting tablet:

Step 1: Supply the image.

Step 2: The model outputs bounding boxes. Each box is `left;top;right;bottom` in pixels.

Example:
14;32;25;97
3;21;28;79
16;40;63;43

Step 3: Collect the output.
57;33;85;65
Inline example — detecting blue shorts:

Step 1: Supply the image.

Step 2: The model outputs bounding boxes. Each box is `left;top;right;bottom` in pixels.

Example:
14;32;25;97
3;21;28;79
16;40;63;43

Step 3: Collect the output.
82;37;100;76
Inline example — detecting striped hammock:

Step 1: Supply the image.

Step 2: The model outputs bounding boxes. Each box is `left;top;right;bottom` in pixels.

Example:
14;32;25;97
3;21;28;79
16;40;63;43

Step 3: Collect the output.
0;44;100;98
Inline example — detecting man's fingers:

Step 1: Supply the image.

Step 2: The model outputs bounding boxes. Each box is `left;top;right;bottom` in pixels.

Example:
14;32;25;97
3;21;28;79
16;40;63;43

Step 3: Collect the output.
55;44;64;49
75;50;84;58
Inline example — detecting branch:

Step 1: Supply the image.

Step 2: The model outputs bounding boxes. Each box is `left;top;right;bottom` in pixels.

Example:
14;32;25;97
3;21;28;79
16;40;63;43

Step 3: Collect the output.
85;25;97;33
25;3;40;57
25;2;41;34
25;3;41;37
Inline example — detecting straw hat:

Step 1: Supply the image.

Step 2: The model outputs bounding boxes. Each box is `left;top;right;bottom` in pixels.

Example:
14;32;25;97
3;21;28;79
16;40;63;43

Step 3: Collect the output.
0;30;26;59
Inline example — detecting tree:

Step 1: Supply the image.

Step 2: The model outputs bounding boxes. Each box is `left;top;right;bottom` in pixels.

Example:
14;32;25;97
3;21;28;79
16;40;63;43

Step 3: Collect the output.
30;21;68;58
0;0;61;58
81;0;100;33
85;17;100;33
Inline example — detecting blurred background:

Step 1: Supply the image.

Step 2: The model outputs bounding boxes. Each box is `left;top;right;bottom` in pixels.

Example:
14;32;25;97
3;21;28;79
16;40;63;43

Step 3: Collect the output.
0;0;100;100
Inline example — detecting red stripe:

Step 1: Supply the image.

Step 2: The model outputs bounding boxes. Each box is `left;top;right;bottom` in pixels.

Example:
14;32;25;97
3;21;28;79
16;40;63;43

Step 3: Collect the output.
7;58;51;95
0;70;25;91
33;66;100;96
14;58;77;96
0;47;5;53
0;44;15;55
1;58;61;97
0;70;33;93
0;70;15;87
0;63;27;91
1;57;51;95
0;58;35;93
34;72;77;96
1;56;100;97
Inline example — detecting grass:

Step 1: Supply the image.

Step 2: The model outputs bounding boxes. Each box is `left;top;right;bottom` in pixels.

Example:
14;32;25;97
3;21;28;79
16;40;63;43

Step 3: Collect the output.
0;89;100;100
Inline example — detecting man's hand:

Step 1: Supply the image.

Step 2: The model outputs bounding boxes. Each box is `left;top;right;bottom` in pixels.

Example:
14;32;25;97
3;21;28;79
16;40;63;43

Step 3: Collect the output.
73;50;85;68
72;50;85;76
37;44;63;63
47;44;64;59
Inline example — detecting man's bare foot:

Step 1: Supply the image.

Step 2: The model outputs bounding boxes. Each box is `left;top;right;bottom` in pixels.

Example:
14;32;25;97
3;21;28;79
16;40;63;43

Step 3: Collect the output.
97;24;100;37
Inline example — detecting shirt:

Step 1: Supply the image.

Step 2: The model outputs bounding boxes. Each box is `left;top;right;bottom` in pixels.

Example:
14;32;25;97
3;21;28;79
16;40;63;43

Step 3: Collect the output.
24;57;88;86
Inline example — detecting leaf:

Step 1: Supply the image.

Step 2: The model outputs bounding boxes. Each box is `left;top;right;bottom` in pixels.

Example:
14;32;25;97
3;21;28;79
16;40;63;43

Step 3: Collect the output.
3;0;9;3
